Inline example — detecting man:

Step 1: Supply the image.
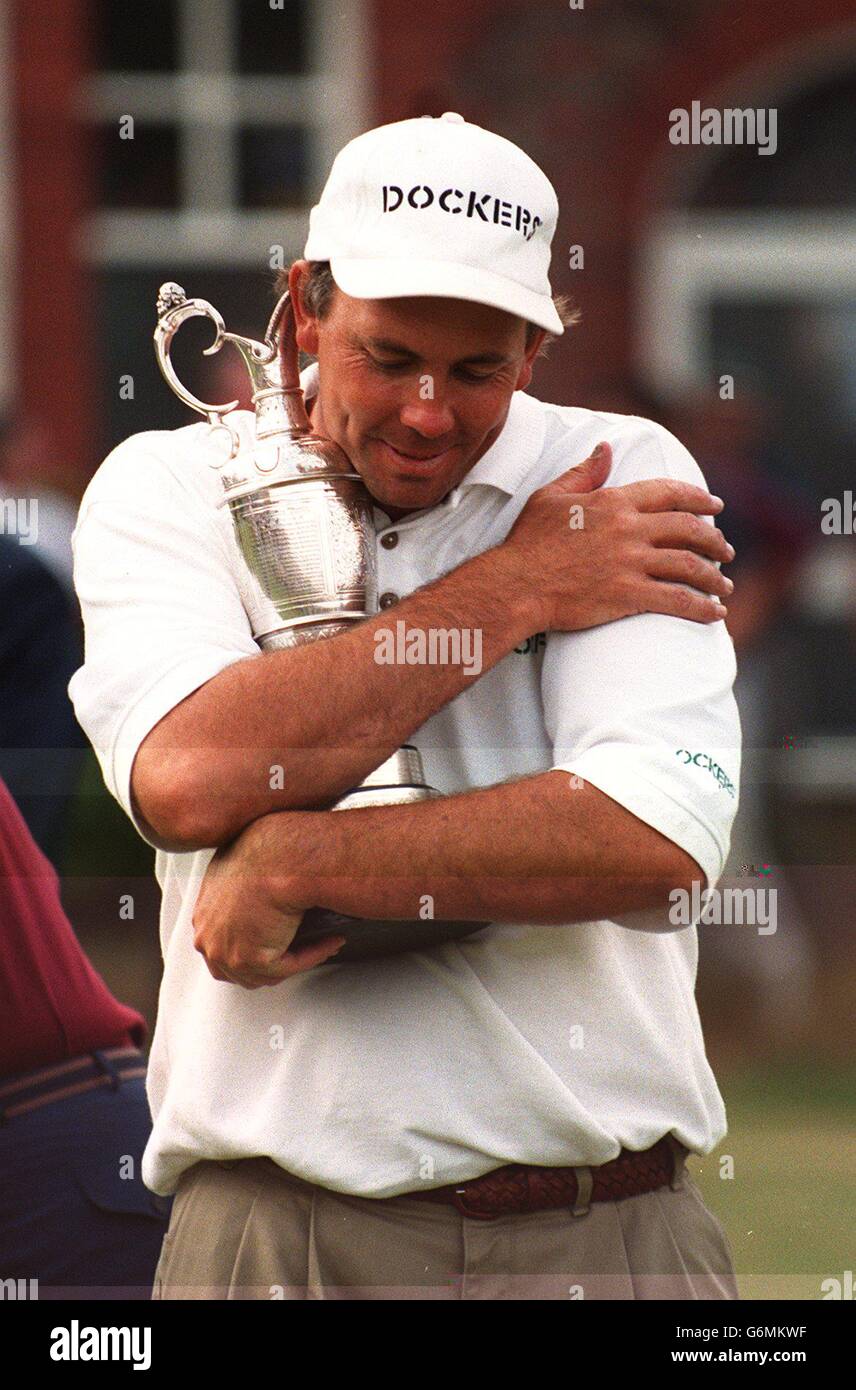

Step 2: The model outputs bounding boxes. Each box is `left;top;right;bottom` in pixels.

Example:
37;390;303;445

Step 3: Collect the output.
0;532;87;866
69;114;741;1300
0;774;170;1299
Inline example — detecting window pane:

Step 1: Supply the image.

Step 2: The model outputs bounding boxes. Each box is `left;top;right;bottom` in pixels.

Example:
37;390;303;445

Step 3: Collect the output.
236;0;310;74
709;295;856;736
91;0;179;72
710;297;856;500
95;123;181;209
95;267;277;457
238;125;309;207
692;72;856;210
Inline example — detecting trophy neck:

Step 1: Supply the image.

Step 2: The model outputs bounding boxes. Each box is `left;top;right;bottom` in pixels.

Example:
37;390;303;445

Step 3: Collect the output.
251;288;313;439
252;382;313;440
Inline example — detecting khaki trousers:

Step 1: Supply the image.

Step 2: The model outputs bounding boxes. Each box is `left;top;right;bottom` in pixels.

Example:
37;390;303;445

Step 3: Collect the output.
151;1154;739;1300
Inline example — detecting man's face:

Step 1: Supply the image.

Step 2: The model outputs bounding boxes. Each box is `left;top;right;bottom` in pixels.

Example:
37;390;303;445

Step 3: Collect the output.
289;265;544;520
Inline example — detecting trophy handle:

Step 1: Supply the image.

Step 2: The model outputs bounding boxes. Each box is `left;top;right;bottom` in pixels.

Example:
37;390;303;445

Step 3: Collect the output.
153;282;241;421
154;282;306;445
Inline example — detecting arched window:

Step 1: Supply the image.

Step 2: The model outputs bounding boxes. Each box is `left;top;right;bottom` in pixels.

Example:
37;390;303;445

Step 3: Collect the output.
638;62;856;501
637;46;856;763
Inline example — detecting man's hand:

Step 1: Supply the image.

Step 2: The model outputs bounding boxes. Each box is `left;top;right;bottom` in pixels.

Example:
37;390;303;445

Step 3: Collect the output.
498;442;735;632
192;823;346;988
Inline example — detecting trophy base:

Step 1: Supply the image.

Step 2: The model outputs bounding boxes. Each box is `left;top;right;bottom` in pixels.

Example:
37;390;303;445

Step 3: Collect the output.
292;906;487;962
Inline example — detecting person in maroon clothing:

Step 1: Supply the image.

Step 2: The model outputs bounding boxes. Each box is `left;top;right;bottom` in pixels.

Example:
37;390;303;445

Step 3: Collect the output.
0;775;171;1300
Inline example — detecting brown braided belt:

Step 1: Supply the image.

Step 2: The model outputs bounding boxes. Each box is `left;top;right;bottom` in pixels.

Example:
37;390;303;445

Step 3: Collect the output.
406;1135;688;1220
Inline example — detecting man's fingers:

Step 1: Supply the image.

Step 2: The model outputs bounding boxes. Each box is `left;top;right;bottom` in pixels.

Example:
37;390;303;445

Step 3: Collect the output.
205;962;234;984
220;935;347;988
646;550;734;600
623;478;724;515
645;512;734;563
279;936;348;975
202;936;346;989
637;581;728;624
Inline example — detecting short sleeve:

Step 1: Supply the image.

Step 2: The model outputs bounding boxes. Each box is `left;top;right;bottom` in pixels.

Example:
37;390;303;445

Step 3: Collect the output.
542;419;741;931
68;433;260;849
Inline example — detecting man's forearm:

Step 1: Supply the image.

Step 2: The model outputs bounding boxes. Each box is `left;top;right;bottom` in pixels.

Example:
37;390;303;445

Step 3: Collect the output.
250;770;704;925
135;544;538;849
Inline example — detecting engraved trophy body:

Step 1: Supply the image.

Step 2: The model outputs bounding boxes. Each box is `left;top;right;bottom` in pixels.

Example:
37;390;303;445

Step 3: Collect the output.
153;283;485;961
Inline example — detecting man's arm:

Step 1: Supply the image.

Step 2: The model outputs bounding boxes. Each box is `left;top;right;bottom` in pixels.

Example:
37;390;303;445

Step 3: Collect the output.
133;542;538;851
255;772;703;921
190;771;705;989
132;446;732;852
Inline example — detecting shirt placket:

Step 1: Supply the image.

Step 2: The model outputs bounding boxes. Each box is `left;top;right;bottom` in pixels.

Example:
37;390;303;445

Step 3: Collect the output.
374;513;420;612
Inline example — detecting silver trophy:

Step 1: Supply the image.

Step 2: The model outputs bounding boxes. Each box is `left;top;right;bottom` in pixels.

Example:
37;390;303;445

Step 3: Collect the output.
154;282;485;961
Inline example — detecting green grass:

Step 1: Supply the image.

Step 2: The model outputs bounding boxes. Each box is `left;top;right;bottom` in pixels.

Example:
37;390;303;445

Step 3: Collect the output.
60;750;154;879
690;1063;855;1300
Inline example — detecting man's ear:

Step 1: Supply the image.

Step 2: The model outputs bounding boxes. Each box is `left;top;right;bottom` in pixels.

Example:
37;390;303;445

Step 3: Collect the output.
287;260;320;356
516;328;546;390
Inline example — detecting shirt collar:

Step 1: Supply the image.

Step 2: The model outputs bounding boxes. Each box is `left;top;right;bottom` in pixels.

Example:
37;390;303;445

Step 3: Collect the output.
298;360;547;502
452;389;547;497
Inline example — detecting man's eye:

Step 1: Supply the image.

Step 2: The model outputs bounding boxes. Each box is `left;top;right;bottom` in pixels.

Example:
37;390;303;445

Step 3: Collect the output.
368;356;495;382
456;368;496;383
370;357;411;372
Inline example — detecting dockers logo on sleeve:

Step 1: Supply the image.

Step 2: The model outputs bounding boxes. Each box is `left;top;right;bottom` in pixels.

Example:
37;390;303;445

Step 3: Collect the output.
381;184;544;241
675;749;736;797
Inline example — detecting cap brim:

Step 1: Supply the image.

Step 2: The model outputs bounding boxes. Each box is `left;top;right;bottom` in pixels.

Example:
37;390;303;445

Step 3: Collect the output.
329;257;564;335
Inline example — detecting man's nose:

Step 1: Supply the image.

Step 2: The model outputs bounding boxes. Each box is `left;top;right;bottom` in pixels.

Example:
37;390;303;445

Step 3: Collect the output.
398;394;456;438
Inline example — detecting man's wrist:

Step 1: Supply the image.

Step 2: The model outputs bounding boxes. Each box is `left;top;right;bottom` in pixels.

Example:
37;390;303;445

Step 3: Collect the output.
239;809;321;907
469;543;545;644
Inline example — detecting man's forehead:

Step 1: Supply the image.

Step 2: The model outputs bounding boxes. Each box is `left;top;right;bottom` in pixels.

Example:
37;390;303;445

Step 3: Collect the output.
337;293;527;354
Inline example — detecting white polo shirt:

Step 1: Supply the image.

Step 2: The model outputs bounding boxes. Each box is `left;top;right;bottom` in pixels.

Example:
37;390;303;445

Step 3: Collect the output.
69;363;741;1198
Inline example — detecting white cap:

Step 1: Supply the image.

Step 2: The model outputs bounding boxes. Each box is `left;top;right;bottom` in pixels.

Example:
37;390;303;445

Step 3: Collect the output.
303;113;564;335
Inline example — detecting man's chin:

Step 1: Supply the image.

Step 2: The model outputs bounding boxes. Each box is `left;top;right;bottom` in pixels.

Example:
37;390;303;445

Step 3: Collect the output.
362;475;450;514
352;461;451;512
360;438;469;495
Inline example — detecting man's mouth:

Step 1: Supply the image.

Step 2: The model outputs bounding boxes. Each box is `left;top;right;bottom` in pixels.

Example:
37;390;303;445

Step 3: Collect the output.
375;439;456;472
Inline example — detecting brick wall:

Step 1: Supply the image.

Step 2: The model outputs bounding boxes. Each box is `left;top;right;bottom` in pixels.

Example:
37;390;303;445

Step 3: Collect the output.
12;0;95;492
372;0;856;408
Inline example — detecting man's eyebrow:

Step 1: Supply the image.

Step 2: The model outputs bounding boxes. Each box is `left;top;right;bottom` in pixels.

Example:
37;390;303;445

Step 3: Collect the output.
358;334;512;366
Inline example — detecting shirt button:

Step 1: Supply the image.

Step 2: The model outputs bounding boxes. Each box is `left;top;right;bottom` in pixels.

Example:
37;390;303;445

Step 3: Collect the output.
379;591;399;609
380;532;399;550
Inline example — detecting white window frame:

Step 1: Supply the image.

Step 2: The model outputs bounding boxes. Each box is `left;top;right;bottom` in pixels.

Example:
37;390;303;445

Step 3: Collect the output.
633;24;856;399
633;26;856;778
637;209;856;780
635;209;856;400
78;0;369;266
